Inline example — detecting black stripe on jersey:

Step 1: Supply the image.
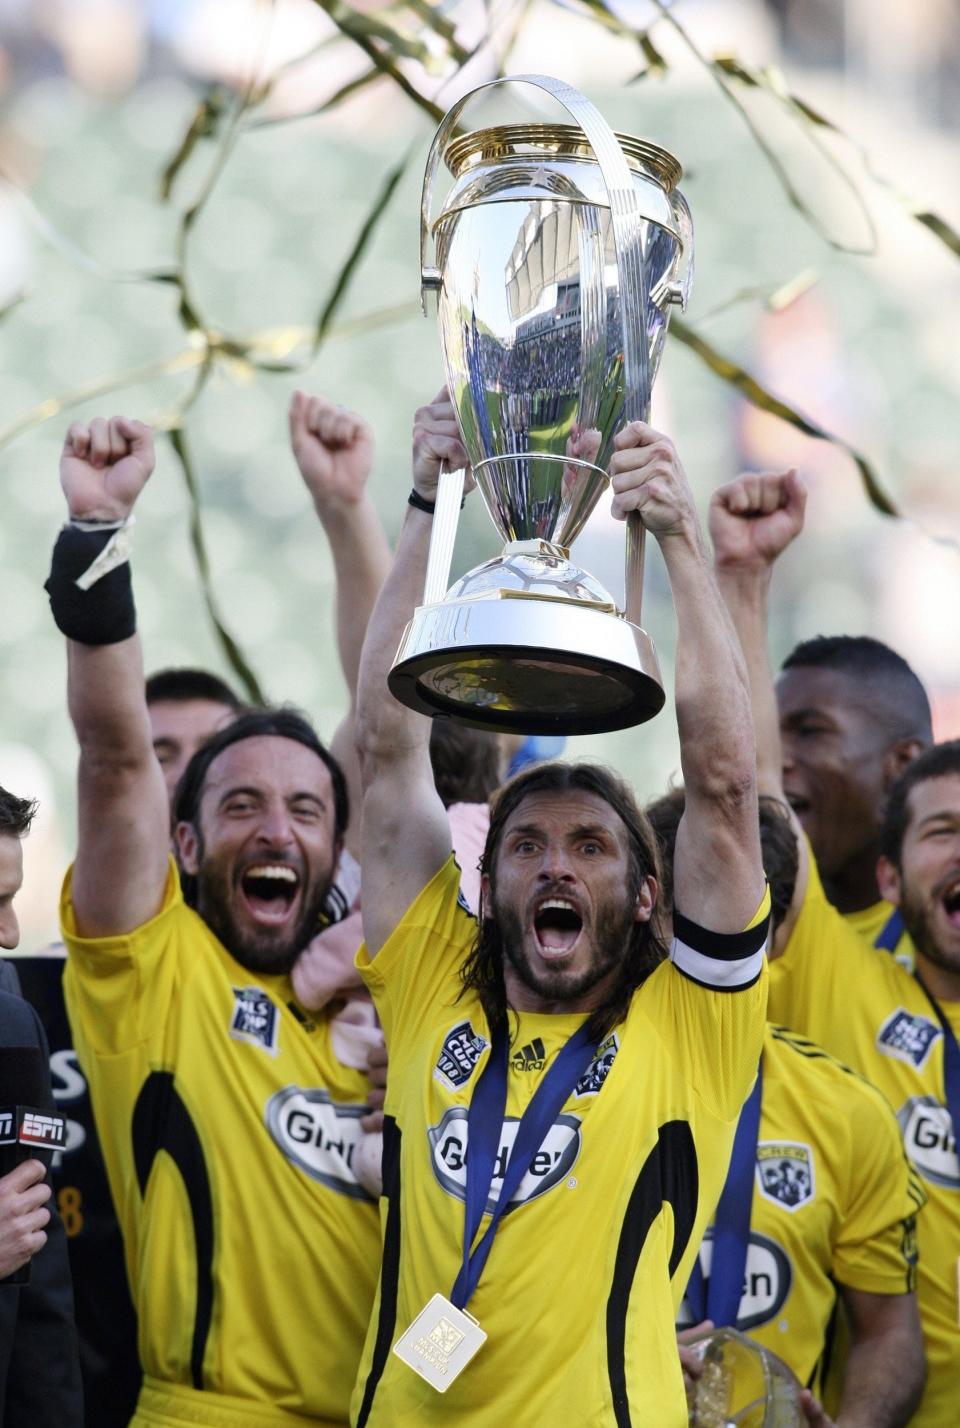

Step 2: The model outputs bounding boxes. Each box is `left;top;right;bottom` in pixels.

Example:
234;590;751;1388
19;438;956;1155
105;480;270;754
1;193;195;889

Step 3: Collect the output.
673;908;769;960
355;1115;402;1428
131;1071;214;1391
606;1121;698;1427
810;1289;839;1398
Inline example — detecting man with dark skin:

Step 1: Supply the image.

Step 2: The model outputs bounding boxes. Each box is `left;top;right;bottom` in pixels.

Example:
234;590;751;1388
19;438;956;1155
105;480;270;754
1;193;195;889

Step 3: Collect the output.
775;601;931;963
709;469;953;1427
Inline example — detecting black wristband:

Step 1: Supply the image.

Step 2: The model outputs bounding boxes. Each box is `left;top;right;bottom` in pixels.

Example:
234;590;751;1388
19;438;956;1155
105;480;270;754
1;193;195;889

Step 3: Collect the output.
408;488;436;515
407;488;466;515
45;526;136;645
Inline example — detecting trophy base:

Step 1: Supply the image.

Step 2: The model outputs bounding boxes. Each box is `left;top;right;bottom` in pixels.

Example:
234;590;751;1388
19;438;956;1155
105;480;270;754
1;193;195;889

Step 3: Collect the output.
388;595;665;735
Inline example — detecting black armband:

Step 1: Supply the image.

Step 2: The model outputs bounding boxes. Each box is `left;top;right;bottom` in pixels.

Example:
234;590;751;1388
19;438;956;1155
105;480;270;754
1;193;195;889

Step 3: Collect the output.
45;524;136;645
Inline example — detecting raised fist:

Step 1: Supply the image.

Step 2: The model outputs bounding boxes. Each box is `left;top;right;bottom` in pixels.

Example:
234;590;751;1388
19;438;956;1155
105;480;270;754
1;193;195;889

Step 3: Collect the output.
60;416;155;523
709;470;806;574
288;391;374;513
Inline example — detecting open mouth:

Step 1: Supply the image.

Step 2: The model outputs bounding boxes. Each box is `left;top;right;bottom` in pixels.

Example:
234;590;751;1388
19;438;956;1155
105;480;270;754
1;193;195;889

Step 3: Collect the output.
240;863;301;927
941;881;960;929
784;791;810;817
533;897;584;960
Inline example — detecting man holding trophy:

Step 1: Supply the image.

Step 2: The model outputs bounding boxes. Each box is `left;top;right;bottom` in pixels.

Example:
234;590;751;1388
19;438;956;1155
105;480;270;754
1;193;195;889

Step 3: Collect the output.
349;73;781;1428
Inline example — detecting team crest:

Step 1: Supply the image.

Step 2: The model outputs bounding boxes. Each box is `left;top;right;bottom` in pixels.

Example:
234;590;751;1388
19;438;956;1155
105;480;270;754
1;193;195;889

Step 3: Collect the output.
229;986;279;1055
877;1009;940;1070
434;1020;488;1090
756;1142;814;1210
574;1033;620;1098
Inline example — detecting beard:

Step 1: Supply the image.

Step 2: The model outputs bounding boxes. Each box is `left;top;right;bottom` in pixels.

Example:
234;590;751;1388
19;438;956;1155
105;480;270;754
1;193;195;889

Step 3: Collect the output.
900;877;960;977
492;884;638;1005
194;847;333;976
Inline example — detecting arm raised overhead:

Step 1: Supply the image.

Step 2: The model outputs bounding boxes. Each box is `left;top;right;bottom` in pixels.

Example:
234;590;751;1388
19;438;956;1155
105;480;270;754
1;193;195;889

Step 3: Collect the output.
49;416;170;937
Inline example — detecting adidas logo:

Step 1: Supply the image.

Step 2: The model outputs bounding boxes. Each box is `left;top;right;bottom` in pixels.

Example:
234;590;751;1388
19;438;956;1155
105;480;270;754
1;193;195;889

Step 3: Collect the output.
512;1038;546;1072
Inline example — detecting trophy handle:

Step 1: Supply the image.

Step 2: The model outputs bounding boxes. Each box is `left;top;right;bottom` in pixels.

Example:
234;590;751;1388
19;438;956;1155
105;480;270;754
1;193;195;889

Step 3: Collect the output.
670;190;695;311
420;74;654;619
422;464;466;606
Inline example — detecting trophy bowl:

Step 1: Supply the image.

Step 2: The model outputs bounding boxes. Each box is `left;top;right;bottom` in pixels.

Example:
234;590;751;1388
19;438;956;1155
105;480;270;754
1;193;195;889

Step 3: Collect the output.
388;76;693;735
687;1328;804;1428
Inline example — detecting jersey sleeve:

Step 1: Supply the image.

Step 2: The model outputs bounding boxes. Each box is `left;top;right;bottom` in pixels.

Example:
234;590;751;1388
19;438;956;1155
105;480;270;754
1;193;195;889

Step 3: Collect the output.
356;854;478;1053
832;1076;926;1295
638;890;770;1121
60;854;186;1056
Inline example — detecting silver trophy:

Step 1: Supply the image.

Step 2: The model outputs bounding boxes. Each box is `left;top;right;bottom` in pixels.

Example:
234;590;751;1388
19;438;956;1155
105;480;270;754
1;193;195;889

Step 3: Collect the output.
687;1328;804;1427
388;75;693;734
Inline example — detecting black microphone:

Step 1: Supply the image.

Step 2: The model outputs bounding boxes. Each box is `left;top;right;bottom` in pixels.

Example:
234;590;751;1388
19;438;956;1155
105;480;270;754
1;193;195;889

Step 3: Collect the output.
0;1045;67;1285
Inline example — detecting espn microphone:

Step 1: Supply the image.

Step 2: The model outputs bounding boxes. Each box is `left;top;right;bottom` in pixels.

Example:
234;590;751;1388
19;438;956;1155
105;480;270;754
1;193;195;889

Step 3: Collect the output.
0;1044;67;1286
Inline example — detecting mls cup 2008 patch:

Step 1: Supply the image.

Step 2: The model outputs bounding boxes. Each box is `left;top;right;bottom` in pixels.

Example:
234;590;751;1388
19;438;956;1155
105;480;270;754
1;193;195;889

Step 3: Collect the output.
434;1020;487;1090
230;986;279;1054
876;1009;940;1069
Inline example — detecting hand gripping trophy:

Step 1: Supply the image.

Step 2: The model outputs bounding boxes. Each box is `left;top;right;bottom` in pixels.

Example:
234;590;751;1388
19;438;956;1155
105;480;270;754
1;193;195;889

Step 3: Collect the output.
388;74;693;734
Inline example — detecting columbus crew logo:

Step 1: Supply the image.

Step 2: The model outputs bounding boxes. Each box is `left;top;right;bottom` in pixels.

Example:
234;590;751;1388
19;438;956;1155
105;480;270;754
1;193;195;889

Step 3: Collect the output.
574;1033;619;1097
756;1142;814;1210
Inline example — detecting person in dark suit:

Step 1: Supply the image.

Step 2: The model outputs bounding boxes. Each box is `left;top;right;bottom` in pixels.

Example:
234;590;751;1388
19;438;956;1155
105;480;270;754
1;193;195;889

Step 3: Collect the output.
0;785;82;1427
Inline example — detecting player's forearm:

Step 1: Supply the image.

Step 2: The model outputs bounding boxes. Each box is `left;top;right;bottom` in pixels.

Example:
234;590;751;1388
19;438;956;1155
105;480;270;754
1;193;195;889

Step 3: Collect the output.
662;531;757;808
714;565;783;799
315;493;392;702
356;506;433;765
836;1308;925;1428
67;635;154;767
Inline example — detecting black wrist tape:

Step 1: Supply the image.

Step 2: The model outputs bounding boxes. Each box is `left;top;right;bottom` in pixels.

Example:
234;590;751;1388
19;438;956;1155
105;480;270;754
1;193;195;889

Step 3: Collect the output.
45;526;136;645
408;488;436;514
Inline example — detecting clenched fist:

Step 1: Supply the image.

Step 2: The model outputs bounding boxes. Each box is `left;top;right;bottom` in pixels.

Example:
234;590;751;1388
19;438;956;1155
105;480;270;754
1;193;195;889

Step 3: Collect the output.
288;392;374;514
60;416;155;523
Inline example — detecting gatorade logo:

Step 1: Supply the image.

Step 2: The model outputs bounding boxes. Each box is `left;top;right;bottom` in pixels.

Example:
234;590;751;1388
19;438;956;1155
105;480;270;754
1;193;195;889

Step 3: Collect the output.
897;1096;960;1190
428;1107;581;1212
266;1086;375;1201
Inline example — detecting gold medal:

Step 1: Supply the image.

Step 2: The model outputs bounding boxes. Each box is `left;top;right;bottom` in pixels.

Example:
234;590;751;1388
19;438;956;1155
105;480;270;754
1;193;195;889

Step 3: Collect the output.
393;1293;487;1391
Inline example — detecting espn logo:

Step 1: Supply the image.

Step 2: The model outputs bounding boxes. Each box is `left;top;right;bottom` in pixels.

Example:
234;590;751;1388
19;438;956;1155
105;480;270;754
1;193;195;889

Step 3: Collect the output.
0;1105;67;1148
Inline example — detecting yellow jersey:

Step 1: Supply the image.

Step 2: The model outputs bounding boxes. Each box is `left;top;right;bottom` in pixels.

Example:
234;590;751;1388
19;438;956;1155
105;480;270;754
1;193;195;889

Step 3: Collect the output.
845;899;916;972
679;1023;923;1397
61;858;381;1428
769;851;958;1427
352;856;769;1428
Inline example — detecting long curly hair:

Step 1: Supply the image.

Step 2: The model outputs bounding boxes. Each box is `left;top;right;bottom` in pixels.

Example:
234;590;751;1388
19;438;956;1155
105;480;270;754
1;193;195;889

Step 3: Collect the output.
460;761;667;1042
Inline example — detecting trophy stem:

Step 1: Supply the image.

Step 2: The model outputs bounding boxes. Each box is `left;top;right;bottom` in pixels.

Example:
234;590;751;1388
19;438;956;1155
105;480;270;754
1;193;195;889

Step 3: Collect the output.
624;511;646;625
422;465;465;607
